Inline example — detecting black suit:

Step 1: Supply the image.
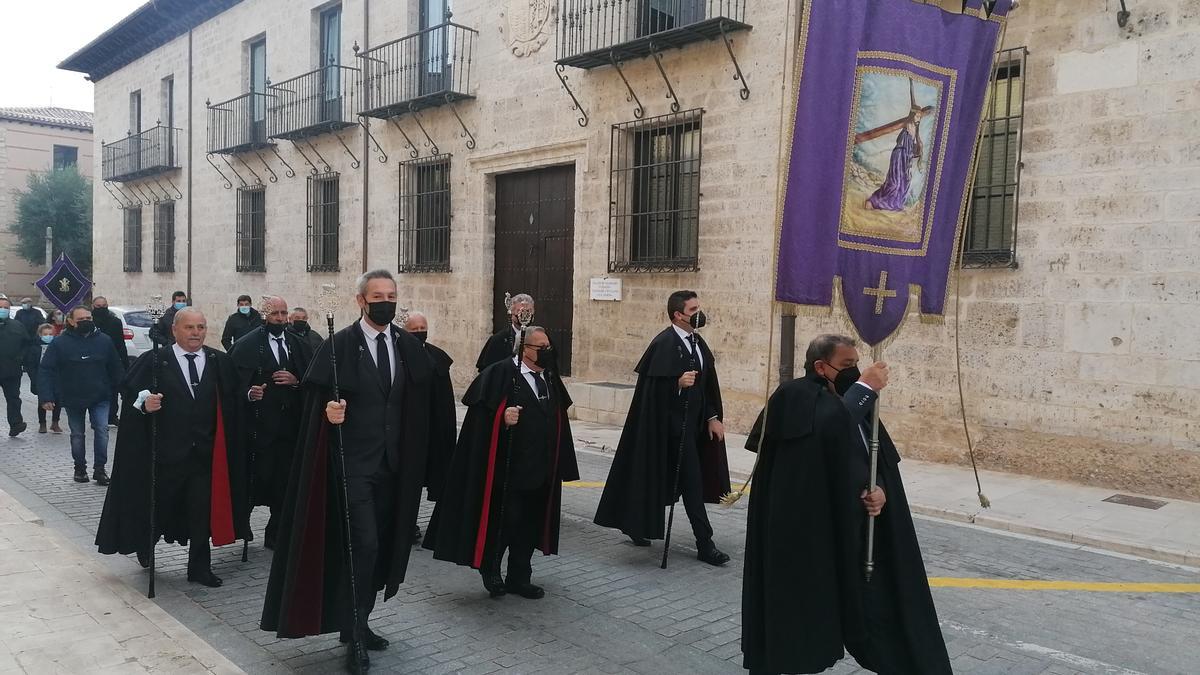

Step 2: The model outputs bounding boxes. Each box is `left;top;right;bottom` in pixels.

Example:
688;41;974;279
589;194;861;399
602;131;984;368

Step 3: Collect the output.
475;326;517;372
670;333;717;544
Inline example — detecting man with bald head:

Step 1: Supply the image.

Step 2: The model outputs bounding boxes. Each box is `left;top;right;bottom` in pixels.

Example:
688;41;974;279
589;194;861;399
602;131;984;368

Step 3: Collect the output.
96;308;251;588
403;312;456;511
230;296;313;549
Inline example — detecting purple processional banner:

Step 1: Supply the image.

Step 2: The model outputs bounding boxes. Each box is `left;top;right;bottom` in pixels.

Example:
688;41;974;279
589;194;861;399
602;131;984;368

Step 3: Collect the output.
775;0;1012;346
36;253;92;314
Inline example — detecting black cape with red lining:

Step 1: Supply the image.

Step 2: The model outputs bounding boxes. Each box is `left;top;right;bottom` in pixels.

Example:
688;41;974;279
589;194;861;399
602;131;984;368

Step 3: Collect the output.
422;341;457;501
422;358;579;568
593;327;730;540
259;323;432;638
95;347;250;555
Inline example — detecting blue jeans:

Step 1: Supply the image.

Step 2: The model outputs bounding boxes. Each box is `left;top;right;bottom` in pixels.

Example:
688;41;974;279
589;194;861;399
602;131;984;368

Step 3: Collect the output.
66;401;110;471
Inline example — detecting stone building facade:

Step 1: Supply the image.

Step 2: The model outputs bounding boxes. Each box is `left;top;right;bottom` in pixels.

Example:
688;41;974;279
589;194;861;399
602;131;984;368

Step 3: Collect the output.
61;0;1200;498
0;107;94;300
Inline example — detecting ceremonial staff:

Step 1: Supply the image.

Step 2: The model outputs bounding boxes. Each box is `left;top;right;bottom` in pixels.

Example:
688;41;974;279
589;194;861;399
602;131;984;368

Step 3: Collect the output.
242;295;272;563
146;294;165;599
318;284;367;672
864;345;882;582
661;317;701;569
494;293;535;576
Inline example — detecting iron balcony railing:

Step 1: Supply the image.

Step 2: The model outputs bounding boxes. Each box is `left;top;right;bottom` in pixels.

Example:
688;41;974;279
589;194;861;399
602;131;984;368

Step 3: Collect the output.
557;0;750;68
207;91;275;154
268;64;361;141
102;125;181;181
358;22;477;119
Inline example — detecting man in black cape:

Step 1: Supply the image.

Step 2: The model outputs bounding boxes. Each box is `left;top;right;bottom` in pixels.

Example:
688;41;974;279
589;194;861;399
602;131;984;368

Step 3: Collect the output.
230;296;313;550
741;334;950;675
260;270;432;673
403;311;456;506
95;308;250;588
424;326;579;599
594;290;732;565
475;293;534;371
288;306;325;353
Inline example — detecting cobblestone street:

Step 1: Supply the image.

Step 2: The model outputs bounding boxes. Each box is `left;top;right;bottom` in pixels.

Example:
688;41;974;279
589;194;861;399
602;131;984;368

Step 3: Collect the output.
1;395;1198;674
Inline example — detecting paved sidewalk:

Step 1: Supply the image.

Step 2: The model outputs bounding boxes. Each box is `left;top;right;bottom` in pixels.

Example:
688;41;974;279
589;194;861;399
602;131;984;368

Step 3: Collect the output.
0;486;244;675
565;415;1200;567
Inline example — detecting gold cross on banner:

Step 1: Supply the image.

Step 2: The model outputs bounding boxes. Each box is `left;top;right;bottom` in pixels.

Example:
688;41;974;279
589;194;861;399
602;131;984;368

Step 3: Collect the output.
863;271;897;315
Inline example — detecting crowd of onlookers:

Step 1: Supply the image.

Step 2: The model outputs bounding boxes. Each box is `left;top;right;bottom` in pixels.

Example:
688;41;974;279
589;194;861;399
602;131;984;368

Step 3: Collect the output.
0;291;324;485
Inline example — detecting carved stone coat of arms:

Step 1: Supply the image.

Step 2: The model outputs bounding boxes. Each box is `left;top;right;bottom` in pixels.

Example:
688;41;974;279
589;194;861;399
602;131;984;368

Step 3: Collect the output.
500;0;555;57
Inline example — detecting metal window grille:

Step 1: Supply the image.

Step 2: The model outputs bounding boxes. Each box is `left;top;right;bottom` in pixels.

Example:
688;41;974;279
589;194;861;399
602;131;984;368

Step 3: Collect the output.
963;46;1027;269
307;173;340;272
609;108;702;273
153;201;176;273
557;0;748;65
236;186;266;272
398;155;452;273
123;207;142;273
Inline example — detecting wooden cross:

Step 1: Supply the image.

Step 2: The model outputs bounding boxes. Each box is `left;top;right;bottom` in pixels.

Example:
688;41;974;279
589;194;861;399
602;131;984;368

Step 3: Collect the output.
863;271;897;315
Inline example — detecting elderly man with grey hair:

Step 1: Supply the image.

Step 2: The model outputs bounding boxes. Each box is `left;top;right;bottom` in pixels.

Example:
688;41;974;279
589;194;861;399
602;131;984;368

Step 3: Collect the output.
740;333;950;675
475;293;536;371
261;269;434;673
402;311;457;511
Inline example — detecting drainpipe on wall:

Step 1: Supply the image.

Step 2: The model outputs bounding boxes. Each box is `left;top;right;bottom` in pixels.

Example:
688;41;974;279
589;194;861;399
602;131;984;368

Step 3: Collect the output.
779;304;796;382
361;0;370;273
186;28;194;299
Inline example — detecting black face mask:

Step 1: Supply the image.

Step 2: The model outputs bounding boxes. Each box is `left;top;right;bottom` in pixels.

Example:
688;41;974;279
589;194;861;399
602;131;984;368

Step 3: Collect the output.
365;301;397;326
826;364;861;396
74;320;95;335
410;331;428;344
689;310;708;330
291;320;310;334
266;322;286;336
92;307;109;318
534;346;557;372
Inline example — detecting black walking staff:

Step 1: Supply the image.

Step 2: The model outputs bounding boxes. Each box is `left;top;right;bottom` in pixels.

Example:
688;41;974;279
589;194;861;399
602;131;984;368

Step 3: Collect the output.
661;314;703;569
146;294;165;599
319;284;368;672
493;293;536;578
242;295;271;563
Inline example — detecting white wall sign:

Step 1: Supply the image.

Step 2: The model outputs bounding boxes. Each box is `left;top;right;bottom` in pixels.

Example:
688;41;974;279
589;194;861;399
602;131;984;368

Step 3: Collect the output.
589;277;622;301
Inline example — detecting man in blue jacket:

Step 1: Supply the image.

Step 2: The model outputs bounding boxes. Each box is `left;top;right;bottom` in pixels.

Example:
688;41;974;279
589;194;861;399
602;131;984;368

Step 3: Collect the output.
38;306;125;485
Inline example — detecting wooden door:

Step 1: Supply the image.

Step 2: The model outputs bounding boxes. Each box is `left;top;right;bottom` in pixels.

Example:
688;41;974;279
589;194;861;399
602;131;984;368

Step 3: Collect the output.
494;165;575;376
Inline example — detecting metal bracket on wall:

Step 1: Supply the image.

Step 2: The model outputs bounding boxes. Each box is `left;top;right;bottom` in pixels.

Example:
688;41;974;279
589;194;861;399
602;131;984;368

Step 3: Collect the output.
408;105;440;156
235;153;264;186
609;52;645;119
130;183;155;205
359;117;389;163
648;43;681;113
143;181;168;203
445;95;476;150
303;140;333;173
290;141;321;175
205;153;234;189
157;176;183;200
388;118;420;159
718;22;750;101
555;64;590;127
267;144;296;178
102;181;136;208
220;154;249;188
333;129;361;169
115;182;141;206
252;149;279;183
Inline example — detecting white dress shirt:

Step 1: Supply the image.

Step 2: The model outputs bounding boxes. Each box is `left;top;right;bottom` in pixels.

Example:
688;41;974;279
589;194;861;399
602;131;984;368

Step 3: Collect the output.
671;324;704;369
267;330;290;365
515;357;549;402
359;318;397;382
173;343;206;397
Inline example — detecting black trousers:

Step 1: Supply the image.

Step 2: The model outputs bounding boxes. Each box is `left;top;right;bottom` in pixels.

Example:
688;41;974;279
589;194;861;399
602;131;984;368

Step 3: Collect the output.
340;468;397;640
256;435;296;539
483;483;549;585
157;453;213;576
670;432;714;546
0;376;24;427
37;405;61;425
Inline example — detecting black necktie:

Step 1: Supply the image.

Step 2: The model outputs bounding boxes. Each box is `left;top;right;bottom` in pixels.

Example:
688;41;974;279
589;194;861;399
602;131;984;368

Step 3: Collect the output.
688;334;699;369
273;337;290;370
184;353;200;397
534;371;549;404
375;333;392;394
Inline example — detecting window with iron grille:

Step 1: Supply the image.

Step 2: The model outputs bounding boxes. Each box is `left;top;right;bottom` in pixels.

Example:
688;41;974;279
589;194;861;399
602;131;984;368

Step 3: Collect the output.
398;155;452;273
307;173;340;272
609;108;702;273
123;207;142;273
153;201;175;272
236;186;266;272
963;46;1026;269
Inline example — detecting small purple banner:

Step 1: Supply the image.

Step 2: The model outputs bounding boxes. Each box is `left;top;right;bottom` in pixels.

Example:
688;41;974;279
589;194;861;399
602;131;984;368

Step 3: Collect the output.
776;0;1011;345
36;253;92;314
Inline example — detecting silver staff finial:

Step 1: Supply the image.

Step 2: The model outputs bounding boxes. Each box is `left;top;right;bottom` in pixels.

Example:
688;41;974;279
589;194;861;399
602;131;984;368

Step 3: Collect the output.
147;294;165;321
318;283;338;319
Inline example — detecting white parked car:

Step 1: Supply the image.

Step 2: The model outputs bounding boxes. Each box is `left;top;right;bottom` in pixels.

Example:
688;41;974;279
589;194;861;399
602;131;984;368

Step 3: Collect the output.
109;306;155;358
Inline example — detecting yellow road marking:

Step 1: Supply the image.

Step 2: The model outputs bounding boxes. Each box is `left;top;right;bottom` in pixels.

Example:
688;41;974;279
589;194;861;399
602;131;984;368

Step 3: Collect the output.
564;481;606;488
930;578;1200;593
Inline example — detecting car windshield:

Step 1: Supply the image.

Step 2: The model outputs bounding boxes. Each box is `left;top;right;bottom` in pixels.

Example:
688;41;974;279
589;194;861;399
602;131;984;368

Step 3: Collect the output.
122;311;154;328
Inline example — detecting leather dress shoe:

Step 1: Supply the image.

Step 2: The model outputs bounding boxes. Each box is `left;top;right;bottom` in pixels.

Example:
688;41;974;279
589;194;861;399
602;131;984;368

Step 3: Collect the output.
508;581;545;600
38;422;47;434
344;641;370;673
263;532;276;551
136;550;151;568
73;468;90;483
480;570;507;597
628;534;651;547
8;422;26;437
50;422;63;434
93;468;110;486
340;627;389;651
187;570;223;587
697;543;731;566
412;524;422;543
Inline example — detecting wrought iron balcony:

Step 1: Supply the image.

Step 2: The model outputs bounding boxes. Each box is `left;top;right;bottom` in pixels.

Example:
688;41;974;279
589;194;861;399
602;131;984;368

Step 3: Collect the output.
102;125;181;182
207;91;275;154
557;0;750;69
358;22;477;119
268;64;361;141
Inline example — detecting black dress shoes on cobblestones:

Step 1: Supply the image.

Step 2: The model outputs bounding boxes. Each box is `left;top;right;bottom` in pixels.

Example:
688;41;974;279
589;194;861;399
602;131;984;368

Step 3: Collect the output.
187;570;223;587
629;534;652;547
93;469;110;486
136;550;151;568
73;468;89;483
38;422;46;434
697;542;731;566
344;642;370;673
340;627;389;651
9;422;26;437
508;582;545;600
412;524;422;543
481;570;507;597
